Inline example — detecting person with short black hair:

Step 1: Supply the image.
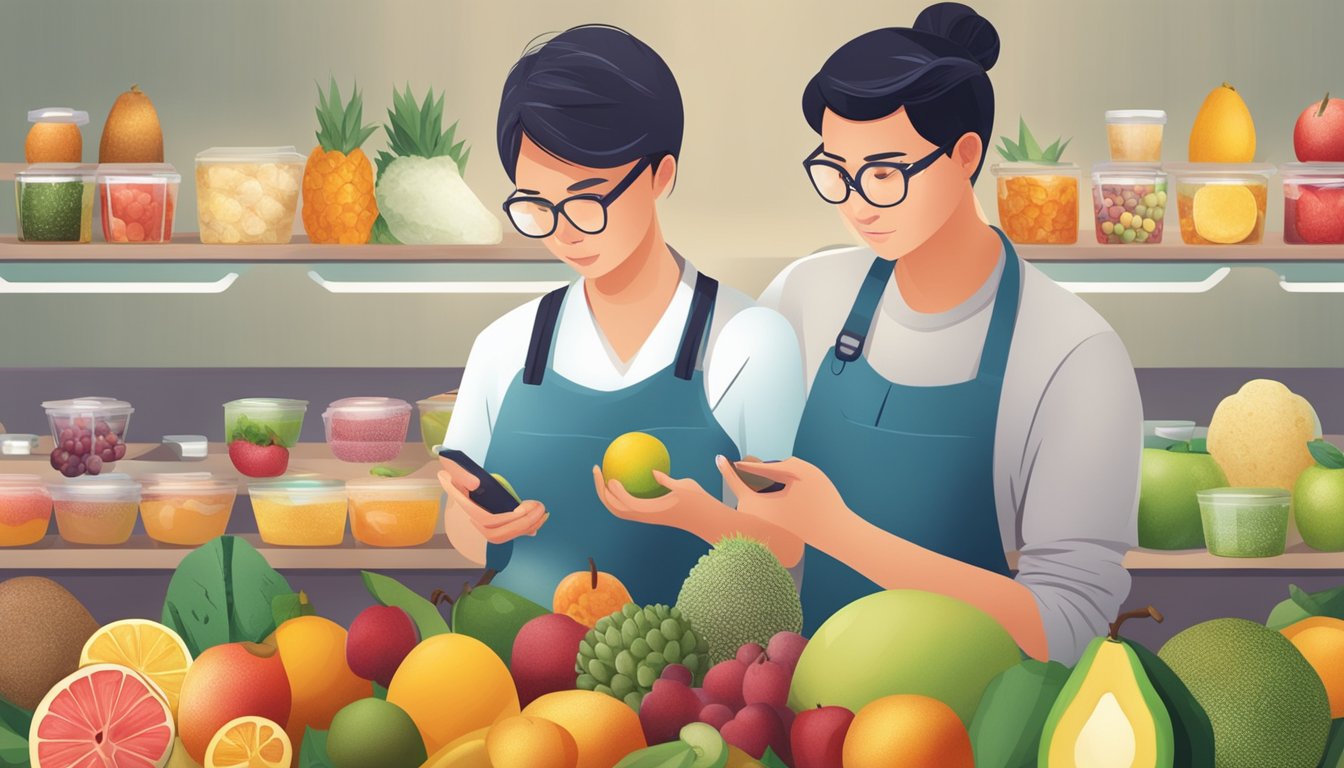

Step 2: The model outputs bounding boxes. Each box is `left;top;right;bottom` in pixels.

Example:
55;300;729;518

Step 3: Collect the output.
437;25;805;607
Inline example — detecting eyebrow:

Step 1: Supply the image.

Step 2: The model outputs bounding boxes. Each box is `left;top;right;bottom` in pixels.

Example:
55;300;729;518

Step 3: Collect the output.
567;177;608;192
515;188;541;195
864;151;908;161
820;149;846;162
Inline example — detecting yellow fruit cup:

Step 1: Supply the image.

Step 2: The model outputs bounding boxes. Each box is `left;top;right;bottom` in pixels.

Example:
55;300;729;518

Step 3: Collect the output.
345;478;441;548
990;162;1080;245
1169;163;1275;245
249;478;347;546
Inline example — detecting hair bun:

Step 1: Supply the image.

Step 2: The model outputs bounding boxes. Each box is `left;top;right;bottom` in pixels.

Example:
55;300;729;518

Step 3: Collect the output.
914;2;1000;71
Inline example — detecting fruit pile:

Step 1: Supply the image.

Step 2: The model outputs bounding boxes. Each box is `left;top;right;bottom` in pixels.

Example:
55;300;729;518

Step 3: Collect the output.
1093;183;1166;244
48;416;127;478
101;182;176;243
196;161;303;245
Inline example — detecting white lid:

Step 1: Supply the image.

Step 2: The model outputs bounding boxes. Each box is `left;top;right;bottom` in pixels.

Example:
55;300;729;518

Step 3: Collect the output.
1166;162;1276;181
1279;162;1344;180
1105;110;1168;125
28;108;89;126
249;478;345;499
325;397;412;419
0;434;40;455
42;396;134;415
96;163;181;184
140;472;236;494
17;164;97;182
345;477;442;493
0;474;49;496
49;472;141;500
1092;162;1168;184
196;146;305;164
989;162;1081;175
1153;424;1196;442
225;398;308;412
1197;487;1291;501
417;392;458;410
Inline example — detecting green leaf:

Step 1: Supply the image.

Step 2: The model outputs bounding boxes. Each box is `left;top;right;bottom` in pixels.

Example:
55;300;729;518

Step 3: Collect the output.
1053;136;1073;162
0;723;26;768
370;465;415;478
1166;442;1191;453
0;696;31;744
1309;439;1344;470
272;591;317;628
1018;117;1044;160
996;136;1022;162
299;728;334;768
1188;437;1209;454
361;571;450;638
162;536;294;657
760;746;790;768
1290;583;1324;615
373;682;388;700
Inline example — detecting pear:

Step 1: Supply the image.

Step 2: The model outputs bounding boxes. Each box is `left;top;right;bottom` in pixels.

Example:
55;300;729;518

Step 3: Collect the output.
100;84;164;163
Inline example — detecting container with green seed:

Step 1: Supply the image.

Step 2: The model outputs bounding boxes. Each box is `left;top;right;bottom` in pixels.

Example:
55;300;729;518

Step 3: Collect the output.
15;164;95;243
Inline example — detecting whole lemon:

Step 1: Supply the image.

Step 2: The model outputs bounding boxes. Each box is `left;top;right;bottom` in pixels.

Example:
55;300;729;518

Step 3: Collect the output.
602;432;671;499
486;714;577;768
388;633;520;755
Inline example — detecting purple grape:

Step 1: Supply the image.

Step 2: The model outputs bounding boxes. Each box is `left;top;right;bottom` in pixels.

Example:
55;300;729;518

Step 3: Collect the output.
95;421;110;437
59;428;74;442
660;664;693;686
61;439;75;452
85;456;103;475
71;441;87;457
50;449;64;471
60;462;82;478
100;448;115;462
112;444;126;460
105;432;119;447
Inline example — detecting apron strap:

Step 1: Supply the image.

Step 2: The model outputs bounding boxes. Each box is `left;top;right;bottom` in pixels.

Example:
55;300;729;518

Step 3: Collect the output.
835;257;894;363
522;284;570;386
674;272;720;381
976;229;1023;381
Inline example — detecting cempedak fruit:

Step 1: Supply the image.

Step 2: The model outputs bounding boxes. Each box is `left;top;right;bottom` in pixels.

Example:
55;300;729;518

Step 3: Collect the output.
577;603;708;709
1139;446;1228;549
675;536;803;667
1159;617;1330;768
0;576;99;711
100;84;164;163
1188;82;1256;163
969;658;1070;768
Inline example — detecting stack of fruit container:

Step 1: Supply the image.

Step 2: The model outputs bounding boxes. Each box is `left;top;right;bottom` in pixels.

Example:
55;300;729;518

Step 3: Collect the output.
1091;111;1169;245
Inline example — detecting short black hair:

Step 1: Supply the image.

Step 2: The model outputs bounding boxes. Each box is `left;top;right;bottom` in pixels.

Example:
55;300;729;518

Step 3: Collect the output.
802;2;999;181
497;25;683;181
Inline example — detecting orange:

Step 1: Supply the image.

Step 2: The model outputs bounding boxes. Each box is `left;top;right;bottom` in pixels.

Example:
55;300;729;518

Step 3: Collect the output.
1283;617;1344;717
204;716;292;768
80;619;193;718
486;715;578;768
842;694;973;768
25;123;82;163
271;616;371;751
388;633;520;755
522;690;646;768
553;558;633;628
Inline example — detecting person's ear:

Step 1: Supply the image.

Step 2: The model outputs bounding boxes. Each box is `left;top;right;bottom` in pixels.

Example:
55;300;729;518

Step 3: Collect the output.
953;133;984;181
653;154;677;198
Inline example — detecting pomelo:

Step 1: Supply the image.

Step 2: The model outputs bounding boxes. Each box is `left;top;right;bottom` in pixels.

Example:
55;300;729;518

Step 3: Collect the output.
29;663;175;768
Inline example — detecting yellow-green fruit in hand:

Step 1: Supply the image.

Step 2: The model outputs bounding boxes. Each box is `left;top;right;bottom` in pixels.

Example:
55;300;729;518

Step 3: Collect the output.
492;473;521;504
603;432;671;499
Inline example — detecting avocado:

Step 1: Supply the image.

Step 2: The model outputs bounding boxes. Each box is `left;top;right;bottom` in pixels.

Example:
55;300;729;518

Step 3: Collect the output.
450;579;548;668
969;658;1071;768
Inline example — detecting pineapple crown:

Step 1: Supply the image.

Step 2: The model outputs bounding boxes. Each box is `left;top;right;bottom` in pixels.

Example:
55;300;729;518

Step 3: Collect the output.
376;84;471;175
314;78;377;155
996;117;1071;163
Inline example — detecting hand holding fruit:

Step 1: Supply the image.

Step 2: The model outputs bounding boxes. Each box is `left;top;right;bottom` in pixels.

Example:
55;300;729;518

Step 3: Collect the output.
592;463;721;533
438;457;547;545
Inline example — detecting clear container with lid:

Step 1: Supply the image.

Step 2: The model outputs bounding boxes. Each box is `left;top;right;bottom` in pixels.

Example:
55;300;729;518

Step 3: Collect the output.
195;147;306;244
990;162;1080;244
1197;488;1290;558
417;392;457;456
42;397;134;478
0;475;52;546
26;108;89;164
1091;163;1169;244
1105;110;1167;162
16;164;96;242
1168;163;1275;245
249;478;347;546
1280;162;1344;244
96;163;181;244
49;473;141;545
323;397;413;464
0;434;40;456
140;473;238;546
346;477;442;547
224;398;307;448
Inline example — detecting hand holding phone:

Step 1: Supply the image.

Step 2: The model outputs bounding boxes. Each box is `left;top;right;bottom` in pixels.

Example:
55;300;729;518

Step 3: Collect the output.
734;457;786;494
438;448;521;514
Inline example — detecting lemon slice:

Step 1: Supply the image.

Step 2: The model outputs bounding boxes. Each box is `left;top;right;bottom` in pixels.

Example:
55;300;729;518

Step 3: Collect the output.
80;618;193;716
1193;184;1258;244
205;716;293;768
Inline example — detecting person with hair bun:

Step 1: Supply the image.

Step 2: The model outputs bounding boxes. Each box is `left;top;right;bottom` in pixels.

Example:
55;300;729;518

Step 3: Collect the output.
718;3;1140;663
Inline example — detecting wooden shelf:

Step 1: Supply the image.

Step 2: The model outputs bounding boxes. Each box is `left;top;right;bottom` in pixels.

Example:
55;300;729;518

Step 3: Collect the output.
1017;235;1344;263
1005;544;1344;571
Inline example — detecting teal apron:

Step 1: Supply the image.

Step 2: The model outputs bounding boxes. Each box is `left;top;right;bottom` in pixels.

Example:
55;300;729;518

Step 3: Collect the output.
792;229;1021;634
481;272;739;607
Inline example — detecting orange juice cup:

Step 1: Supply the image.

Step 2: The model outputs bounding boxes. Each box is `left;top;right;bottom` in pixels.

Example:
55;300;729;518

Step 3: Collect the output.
249;479;347;546
991;163;1080;244
49;474;140;545
346;478;442;547
0;475;52;546
140;473;237;546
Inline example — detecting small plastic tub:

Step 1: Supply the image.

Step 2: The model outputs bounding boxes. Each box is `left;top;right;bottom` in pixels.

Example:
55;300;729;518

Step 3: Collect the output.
346;477;441;547
1281;162;1344;244
1169;163;1275;245
991;162;1080;244
1092;164;1169;244
16;164;95;242
97;163;180;244
1105;110;1167;162
49;473;141;545
140;473;237;546
43;397;134;478
249;478;347;546
417;393;457;456
1143;420;1195;449
1197;487;1291;558
0;475;52;546
196;147;305;244
224;398;307;448
0;434;40;456
324;397;412;464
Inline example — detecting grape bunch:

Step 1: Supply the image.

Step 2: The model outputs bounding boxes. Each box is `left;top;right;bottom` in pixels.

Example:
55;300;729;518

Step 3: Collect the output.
49;418;127;477
638;630;808;762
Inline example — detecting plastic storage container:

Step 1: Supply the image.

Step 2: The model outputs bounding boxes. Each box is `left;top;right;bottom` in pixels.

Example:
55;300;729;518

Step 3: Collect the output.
195;146;305;244
1281;162;1344;244
1197;488;1291;558
26;108;89;164
140;473;237;546
0;434;40;456
0;475;52;546
1105;110;1167;162
323;397;412;463
991;163;1080;244
417;393;457;456
97;163;180;244
249;478;347;546
15;164;95;242
224;398;307;448
1169;164;1275;245
49;473;140;545
1092;164;1169;244
346;477;441;547
42;397;134;478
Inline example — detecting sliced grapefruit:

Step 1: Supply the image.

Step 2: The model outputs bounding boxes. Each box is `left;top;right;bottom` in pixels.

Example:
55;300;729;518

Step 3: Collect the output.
203;716;292;768
81;619;193;717
30;663;175;768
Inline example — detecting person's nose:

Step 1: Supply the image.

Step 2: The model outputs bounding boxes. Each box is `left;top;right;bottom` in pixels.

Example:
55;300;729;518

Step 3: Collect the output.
851;207;882;226
554;215;585;246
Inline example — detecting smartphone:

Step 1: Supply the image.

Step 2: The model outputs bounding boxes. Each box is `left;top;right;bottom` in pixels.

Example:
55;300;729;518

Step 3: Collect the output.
734;459;786;494
438;448;520;513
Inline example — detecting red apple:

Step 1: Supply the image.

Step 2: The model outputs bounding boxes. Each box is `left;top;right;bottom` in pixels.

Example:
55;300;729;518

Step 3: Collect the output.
742;656;791;708
177;642;292;764
1295;92;1344;162
346;605;419;688
702;659;748;710
509;613;590;707
765;631;808;671
790;705;854;768
1296;186;1344;243
720;703;789;761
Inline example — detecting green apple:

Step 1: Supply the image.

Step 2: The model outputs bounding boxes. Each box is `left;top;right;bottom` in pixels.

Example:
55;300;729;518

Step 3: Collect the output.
1139;447;1228;549
1294;440;1344;551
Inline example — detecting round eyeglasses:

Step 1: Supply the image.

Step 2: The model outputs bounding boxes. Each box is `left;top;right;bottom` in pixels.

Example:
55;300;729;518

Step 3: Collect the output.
503;156;653;238
803;142;953;208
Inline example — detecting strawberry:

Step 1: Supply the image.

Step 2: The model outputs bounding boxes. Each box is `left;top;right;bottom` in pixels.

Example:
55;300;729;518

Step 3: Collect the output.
229;440;289;477
1295;185;1344;244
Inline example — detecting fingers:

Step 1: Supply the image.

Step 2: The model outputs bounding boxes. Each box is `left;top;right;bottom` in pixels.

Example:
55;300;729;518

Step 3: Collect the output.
437;458;481;492
650;470;701;494
733;458;799;483
607;477;677;514
480;506;548;543
717;454;756;500
445;482;542;530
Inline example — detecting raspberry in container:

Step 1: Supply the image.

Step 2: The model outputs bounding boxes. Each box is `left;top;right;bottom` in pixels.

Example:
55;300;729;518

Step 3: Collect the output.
195;146;305;244
323;397;413;463
0;475;52;546
1091;164;1169;244
1281;163;1344;244
96;163;180;244
48;473;141;545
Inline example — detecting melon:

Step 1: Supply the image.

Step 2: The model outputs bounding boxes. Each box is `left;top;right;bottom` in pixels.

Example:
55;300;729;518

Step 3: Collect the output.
29;663;175;768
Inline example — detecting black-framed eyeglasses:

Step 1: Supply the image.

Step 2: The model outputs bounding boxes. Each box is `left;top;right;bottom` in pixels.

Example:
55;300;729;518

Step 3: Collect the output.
503;156;653;239
803;142;953;208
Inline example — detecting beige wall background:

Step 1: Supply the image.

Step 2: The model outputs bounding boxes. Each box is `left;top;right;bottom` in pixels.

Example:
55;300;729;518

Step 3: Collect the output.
1;0;1343;368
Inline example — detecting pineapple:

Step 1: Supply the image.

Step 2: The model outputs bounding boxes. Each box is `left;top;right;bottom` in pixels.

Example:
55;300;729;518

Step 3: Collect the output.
302;78;379;244
994;117;1078;245
374;84;502;245
995;117;1071;164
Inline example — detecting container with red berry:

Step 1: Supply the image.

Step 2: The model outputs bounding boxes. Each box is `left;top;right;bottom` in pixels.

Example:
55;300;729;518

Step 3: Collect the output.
1282;163;1344;244
1091;164;1168;244
323;397;412;463
41;397;133;478
96;163;180;244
